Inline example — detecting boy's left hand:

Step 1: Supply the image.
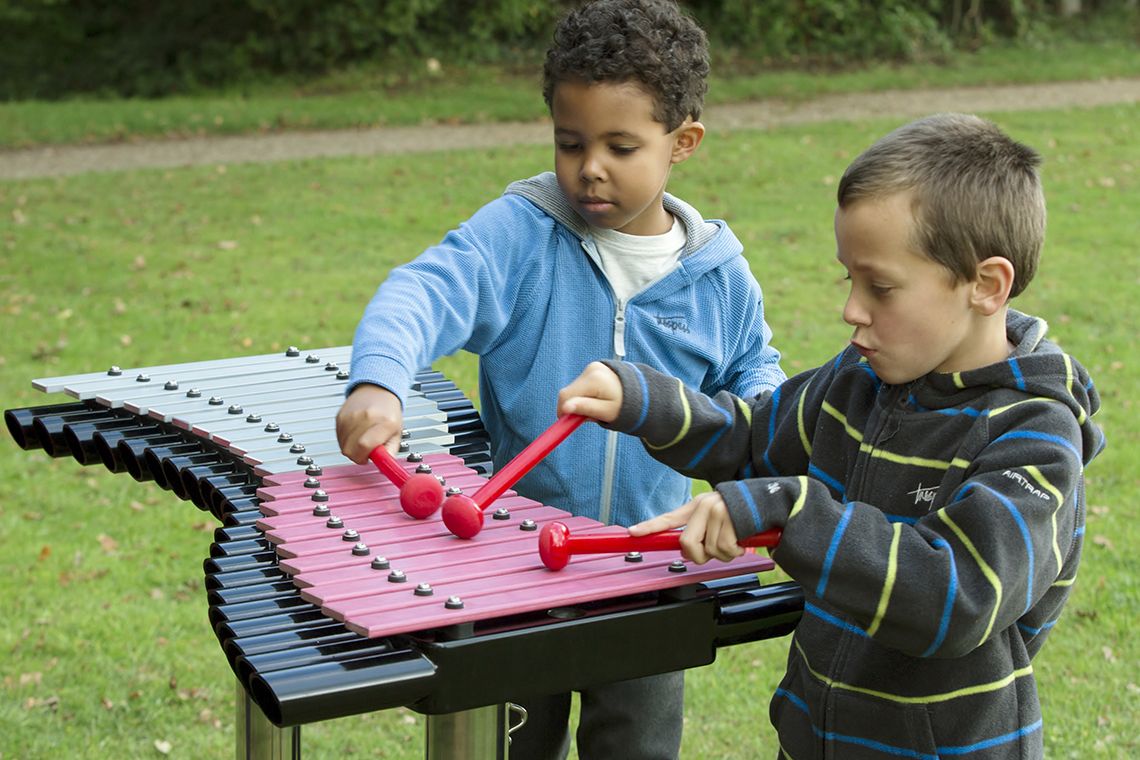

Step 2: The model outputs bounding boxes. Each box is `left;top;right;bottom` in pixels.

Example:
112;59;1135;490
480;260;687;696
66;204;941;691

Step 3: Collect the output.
629;491;743;565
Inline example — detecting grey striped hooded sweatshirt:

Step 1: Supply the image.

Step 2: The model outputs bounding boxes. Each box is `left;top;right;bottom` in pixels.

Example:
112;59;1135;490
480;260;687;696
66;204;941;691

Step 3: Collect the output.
603;310;1104;759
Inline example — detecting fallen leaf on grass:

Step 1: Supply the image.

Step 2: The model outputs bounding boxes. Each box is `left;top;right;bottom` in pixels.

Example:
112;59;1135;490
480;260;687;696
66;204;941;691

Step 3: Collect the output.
97;534;118;553
154;739;172;755
1091;535;1114;551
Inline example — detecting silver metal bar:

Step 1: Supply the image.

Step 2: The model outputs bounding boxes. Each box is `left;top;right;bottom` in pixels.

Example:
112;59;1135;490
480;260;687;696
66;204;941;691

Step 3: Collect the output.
36;347;351;397
103;371;349;413
243;430;456;470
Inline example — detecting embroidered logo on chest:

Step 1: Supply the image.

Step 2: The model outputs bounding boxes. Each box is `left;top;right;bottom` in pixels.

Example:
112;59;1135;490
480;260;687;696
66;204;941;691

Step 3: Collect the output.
654;314;690;334
908;482;939;508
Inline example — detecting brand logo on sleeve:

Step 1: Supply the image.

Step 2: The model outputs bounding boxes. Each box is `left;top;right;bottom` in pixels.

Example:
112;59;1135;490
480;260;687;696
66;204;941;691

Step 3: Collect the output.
1002;470;1051;501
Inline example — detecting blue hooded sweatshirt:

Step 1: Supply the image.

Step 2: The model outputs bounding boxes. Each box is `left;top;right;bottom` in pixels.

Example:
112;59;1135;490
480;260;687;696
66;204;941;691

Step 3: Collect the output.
347;172;784;526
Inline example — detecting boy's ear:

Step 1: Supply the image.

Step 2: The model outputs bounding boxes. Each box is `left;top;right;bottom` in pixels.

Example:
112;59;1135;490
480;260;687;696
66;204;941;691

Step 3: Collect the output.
970;256;1015;316
670;120;705;164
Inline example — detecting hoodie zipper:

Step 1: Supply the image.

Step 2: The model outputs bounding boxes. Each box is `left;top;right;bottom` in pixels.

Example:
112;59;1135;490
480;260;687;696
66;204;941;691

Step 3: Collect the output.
597;299;628;525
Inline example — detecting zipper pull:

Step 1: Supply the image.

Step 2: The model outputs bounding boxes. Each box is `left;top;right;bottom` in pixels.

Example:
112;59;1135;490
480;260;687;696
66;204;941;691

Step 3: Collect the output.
613;302;627;359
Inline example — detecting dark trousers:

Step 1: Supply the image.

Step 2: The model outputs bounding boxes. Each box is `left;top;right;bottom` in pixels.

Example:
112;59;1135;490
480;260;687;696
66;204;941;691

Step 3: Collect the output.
508;671;684;760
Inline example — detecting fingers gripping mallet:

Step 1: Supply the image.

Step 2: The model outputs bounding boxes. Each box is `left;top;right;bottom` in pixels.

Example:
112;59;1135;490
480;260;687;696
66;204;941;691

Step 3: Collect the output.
368;445;446;519
537;521;783;570
442;414;586;539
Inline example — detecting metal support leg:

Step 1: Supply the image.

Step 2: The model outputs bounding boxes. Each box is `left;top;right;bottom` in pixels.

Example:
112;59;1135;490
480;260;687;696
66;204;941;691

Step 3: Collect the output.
236;678;301;760
425;704;509;759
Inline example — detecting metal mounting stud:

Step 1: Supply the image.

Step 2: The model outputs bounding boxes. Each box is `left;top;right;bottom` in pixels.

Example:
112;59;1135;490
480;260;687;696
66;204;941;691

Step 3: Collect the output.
325;515;343;529
492;508;511;521
414;583;434;597
342;529;359;542
444;596;464;610
625;552;644;563
668;560;687;573
388;570;407;583
520;519;537;532
371;557;391;570
311;489;329;502
352;542;370;556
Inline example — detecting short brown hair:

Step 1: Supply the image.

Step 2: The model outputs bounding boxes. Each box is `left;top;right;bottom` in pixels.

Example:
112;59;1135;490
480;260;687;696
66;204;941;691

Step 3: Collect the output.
837;113;1045;298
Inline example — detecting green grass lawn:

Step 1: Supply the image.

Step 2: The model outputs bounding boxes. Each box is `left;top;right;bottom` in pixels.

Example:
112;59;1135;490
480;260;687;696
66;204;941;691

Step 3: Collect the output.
0;36;1137;149
1;101;1136;756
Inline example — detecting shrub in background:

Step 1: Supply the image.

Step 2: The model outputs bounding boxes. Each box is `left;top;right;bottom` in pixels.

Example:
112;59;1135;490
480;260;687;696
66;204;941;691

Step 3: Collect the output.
0;0;1135;99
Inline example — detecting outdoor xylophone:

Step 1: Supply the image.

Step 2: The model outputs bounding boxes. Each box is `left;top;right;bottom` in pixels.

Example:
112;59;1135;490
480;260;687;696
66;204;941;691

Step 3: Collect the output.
6;347;805;760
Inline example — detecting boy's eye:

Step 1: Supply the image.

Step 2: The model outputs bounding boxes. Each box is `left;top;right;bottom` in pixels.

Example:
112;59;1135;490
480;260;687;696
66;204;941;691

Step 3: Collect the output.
611;145;637;155
870;285;893;297
556;142;581;152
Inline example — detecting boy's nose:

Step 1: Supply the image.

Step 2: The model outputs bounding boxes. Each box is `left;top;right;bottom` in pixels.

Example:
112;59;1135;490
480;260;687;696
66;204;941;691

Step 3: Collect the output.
842;294;869;326
579;153;605;182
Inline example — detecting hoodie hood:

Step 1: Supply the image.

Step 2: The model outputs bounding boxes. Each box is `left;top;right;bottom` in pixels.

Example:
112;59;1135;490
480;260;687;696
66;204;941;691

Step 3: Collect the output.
504;172;743;291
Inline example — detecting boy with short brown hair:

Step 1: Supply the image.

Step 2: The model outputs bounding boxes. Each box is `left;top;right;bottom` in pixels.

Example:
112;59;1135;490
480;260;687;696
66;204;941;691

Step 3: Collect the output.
559;113;1105;758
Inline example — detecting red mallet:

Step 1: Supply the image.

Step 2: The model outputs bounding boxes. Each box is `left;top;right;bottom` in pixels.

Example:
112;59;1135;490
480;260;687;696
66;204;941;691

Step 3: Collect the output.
368;445;445;519
537;520;782;570
442;414;586;539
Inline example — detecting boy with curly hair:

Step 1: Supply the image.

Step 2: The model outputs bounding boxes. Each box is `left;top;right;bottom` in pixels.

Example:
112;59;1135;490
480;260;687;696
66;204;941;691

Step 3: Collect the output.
337;1;784;756
559;113;1105;758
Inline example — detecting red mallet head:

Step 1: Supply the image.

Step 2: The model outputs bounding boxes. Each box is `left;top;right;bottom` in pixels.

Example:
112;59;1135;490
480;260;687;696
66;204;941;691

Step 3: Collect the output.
441;492;484;539
400;473;444;519
538;521;571;570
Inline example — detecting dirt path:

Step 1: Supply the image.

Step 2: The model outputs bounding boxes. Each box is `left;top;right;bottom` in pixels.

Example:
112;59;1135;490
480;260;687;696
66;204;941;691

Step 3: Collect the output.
3;78;1138;181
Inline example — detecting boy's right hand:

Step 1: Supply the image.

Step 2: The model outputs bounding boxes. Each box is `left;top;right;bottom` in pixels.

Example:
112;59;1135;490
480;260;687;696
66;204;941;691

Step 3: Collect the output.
336;384;404;464
557;361;623;423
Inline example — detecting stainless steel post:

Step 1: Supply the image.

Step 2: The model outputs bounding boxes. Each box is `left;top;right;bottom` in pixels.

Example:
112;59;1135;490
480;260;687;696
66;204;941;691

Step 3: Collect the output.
425;704;509;759
236;679;300;760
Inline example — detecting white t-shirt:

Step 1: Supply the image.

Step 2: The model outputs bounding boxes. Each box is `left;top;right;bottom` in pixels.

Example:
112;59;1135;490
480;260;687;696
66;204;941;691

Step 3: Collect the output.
590;216;686;304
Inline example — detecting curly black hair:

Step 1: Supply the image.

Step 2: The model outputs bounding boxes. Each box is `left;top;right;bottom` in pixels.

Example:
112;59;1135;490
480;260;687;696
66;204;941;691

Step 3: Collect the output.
542;0;710;132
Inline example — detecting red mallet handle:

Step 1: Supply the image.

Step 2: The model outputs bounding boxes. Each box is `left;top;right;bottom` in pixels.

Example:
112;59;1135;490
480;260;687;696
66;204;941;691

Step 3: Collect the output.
538;520;782;570
369;445;409;487
442;414;587;539
369;445;445;520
